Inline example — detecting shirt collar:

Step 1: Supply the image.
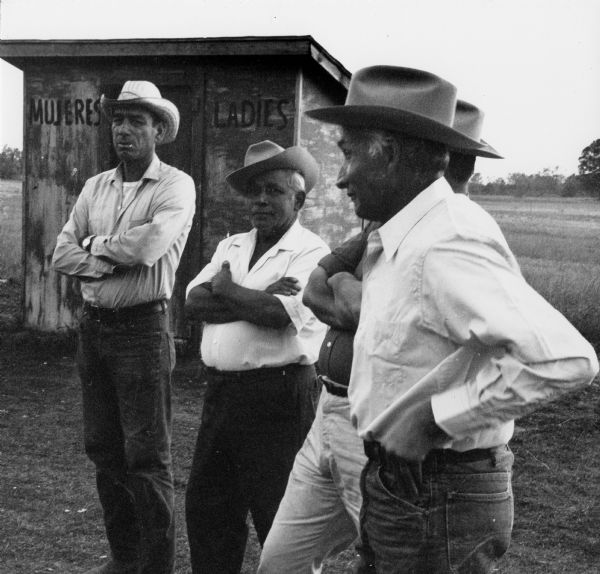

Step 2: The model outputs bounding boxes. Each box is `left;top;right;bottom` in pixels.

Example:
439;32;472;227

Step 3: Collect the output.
233;218;304;250
376;177;452;261
110;154;161;185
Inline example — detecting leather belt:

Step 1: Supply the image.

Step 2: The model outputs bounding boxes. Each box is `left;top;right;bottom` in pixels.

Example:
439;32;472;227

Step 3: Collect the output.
364;440;506;469
203;363;305;381
318;374;349;398
83;300;166;322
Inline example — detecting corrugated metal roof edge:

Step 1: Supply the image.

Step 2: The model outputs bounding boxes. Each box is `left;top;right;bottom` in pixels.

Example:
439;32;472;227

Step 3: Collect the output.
0;35;351;89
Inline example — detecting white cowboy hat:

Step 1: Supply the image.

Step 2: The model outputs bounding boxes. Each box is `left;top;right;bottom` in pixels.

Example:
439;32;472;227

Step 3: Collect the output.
226;140;319;195
100;81;180;144
306;65;486;151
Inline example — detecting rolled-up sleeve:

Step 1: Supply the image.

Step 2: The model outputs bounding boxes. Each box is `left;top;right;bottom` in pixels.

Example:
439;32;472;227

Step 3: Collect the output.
424;237;599;438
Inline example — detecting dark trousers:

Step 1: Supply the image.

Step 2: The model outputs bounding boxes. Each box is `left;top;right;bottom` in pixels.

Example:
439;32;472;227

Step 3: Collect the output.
360;443;514;574
77;307;176;574
185;363;318;574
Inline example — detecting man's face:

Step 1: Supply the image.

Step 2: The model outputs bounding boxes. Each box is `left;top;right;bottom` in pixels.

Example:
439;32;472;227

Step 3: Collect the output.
336;128;392;221
111;105;164;164
245;170;304;239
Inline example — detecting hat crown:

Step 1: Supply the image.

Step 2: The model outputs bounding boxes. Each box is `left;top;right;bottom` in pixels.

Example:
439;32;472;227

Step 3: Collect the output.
453;100;484;141
244;140;286;168
117;80;163;101
346;66;457;127
226;140;319;194
101;80;180;144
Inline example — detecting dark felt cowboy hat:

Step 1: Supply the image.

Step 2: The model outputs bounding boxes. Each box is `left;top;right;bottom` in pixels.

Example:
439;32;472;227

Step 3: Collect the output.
100;81;180;144
306;65;486;151
226;140;319;194
452;100;502;159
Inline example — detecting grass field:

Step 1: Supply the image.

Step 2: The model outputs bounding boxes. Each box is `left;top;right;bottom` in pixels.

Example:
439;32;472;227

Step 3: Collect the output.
1;183;599;573
0;179;22;281
473;194;600;342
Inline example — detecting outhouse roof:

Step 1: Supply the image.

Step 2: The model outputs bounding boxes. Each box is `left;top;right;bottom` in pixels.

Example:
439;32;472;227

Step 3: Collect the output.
0;35;351;88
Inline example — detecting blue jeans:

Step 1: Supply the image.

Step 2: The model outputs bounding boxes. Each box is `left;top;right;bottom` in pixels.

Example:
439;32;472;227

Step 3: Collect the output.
360;444;514;574
185;363;318;574
78;307;175;574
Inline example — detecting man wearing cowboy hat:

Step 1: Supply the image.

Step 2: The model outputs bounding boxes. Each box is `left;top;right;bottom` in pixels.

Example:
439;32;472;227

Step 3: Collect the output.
305;65;598;573
183;140;329;574
257;100;503;574
446;99;502;195
52;80;196;574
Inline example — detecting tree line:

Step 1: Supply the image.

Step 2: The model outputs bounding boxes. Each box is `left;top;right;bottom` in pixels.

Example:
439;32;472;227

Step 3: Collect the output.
471;139;600;198
2;139;600;198
469;169;598;198
0;146;22;180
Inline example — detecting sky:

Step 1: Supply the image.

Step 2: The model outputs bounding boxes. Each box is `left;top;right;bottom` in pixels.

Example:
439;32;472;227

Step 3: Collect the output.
1;0;599;181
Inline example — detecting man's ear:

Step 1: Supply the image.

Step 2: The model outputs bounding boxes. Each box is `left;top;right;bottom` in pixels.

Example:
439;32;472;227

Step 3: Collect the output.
383;136;402;172
154;121;166;144
294;191;306;211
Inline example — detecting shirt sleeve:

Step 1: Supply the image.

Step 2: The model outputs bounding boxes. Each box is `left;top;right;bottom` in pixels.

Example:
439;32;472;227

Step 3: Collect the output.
185;239;227;297
51;180;115;278
423;236;599;438
90;171;196;267
276;240;331;333
319;229;369;277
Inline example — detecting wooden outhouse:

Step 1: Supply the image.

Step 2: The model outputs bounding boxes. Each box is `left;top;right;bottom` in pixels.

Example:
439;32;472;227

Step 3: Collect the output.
0;36;356;342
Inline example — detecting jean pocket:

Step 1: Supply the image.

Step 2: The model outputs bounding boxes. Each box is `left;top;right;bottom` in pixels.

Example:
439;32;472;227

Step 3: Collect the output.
375;465;428;513
446;472;513;572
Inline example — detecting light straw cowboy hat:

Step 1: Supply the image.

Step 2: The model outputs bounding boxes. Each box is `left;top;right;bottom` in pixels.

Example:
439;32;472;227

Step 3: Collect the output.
100;81;180;144
452;100;502;159
306;65;486;151
226;140;320;195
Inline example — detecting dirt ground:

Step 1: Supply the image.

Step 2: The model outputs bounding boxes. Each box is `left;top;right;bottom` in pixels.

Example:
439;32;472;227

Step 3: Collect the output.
1;279;600;573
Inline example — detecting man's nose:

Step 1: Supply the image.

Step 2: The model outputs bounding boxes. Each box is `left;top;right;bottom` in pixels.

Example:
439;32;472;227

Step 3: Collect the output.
115;119;132;134
254;189;270;203
336;163;348;189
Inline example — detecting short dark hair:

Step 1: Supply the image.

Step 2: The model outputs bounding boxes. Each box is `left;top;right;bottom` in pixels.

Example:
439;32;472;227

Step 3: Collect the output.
401;136;449;177
446;152;476;185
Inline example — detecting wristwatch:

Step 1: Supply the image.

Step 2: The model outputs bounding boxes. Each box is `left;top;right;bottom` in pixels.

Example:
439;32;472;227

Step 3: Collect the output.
81;235;96;252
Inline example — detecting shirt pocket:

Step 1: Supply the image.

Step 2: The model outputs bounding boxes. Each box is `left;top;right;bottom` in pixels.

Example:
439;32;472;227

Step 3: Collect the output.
369;319;407;385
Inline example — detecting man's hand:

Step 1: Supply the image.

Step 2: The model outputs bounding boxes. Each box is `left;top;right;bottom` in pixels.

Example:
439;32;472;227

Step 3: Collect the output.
212;261;234;295
379;400;450;462
265;276;301;296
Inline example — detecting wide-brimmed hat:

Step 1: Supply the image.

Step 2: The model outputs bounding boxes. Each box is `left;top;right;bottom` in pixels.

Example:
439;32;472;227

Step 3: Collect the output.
452;100;502;159
306;65;486;151
226;140;319;194
100;81;180;144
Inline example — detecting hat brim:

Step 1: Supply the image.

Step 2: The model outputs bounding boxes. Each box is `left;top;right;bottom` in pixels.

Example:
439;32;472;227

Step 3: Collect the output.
100;95;179;144
226;147;319;195
306;105;488;152
466;138;503;159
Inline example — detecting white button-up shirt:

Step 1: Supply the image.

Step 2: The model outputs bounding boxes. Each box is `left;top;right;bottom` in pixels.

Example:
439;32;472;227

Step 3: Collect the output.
187;220;330;370
350;177;599;453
